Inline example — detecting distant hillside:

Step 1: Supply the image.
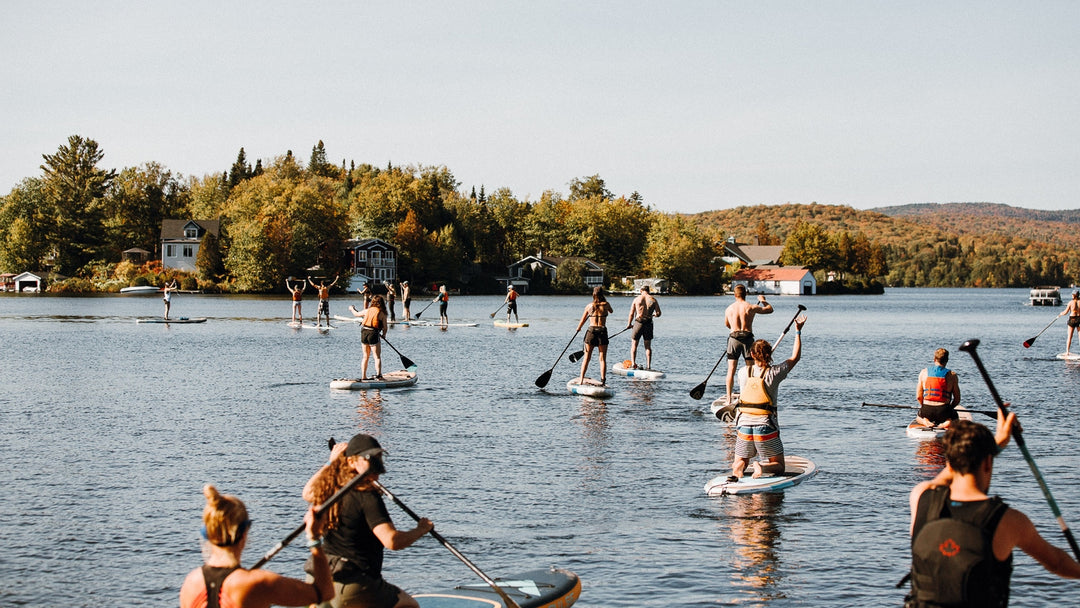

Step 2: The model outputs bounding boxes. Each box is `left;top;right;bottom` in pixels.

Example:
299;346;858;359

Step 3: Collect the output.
870;202;1080;251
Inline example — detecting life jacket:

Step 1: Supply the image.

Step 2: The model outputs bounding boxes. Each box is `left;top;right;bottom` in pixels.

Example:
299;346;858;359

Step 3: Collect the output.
440;292;449;302
922;365;953;404
907;486;1012;607
292;290;302;302
738;366;776;415
507;291;518;301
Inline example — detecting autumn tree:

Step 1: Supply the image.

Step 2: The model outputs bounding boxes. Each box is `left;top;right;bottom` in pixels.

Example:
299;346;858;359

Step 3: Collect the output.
0;178;51;272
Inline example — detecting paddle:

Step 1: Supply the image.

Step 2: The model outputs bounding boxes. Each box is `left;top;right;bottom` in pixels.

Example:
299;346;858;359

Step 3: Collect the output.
568;325;633;363
489;302;507;318
960;338;1080;561
381;335;417;372
535;327;584;388
860;402;998;420
250;467;368;569
689;304;806;400
1023;314;1060;348
414;298;437;319
371;480;523;608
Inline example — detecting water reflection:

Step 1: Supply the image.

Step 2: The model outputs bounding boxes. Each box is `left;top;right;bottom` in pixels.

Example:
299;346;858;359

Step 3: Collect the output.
352;390;387;428
913;439;946;476
715;492;786;605
573;398;611;485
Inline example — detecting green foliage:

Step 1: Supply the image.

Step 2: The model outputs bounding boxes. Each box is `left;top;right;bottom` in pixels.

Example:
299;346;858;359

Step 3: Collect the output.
554;258;588;293
40;135;117;274
781;221;837;271
642;214;717;293
196;231;223;280
0;178;50;272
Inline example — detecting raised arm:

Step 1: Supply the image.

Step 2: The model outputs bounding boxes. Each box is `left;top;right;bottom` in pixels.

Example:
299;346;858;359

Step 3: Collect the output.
784;315;806;368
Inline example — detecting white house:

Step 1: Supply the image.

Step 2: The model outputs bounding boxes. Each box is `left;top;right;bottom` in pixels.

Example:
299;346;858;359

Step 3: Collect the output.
731;266;816;296
161;219;220;272
506;253;604;293
11;271;43;292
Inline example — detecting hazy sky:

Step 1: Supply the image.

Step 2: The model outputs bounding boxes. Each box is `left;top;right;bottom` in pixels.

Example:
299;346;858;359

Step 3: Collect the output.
3;1;1079;213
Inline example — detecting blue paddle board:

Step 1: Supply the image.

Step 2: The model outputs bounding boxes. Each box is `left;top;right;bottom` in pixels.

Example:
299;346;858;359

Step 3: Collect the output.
704;455;817;496
330;370;417;390
415;567;580;608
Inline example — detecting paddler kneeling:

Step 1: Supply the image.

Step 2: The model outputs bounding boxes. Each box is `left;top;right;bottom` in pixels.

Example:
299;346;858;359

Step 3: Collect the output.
728;315;806;481
914;348;961;429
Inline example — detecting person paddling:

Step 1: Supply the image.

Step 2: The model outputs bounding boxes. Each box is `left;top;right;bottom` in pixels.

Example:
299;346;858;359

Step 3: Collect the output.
179;485;334;608
303;434;433;608
163;280;178;320
385;281;397;322
504;285;520;323
309;275;339;328
575;286;614;386
904;413;1080;606
723;285;773;405
627;285;661;370
1059;290;1080;355
914;348;961;429
286;278;307;325
728;315;806;481
436;285;450;327
360;295;388;381
400;281;411;321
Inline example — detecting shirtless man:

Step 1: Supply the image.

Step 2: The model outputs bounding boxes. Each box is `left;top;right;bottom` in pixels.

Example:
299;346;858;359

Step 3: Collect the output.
723;284;773;405
308;275;339;328
400;281;412;320
286;278;307;324
1059;291;1080;355
627;285;662;370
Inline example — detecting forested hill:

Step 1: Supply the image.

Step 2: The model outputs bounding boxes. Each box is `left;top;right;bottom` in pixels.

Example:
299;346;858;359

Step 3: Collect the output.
688;202;1080;288
871;202;1080;251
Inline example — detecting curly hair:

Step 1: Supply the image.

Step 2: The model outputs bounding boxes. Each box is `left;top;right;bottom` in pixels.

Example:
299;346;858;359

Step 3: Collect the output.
202;485;249;547
749;339;773;365
306;456;380;529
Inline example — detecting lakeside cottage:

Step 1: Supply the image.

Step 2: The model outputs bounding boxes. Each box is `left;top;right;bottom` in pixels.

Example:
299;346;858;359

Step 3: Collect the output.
160;219;220;272
506;252;605;293
343;238;398;286
731;266;817;296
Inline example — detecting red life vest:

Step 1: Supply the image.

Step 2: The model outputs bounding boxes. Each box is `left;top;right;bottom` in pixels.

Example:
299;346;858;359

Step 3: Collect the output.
922;366;953;404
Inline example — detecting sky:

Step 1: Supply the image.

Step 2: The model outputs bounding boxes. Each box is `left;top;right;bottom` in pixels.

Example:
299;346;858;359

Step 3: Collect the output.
3;1;1080;214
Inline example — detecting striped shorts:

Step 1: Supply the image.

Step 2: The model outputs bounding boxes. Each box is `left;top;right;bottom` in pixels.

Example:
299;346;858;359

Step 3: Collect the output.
734;422;783;459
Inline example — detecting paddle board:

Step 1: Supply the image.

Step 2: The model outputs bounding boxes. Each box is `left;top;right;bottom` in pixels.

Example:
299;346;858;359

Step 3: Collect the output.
494;320;529;328
330;370;418;390
710;395;739;423
410;321;479;327
1057;352;1080;361
611;362;665;379
415;567;581;608
704;455;817;496
906;405;973;439
135;317;206;324
119;285;162;295
333;315;362;323
566;378;614;398
288;321;333;329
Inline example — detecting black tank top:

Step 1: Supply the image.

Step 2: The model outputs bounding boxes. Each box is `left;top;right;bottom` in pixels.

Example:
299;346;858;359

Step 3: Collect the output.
201;565;239;608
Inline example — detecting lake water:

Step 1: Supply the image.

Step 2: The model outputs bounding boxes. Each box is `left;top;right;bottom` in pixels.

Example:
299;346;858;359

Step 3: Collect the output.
3;288;1080;607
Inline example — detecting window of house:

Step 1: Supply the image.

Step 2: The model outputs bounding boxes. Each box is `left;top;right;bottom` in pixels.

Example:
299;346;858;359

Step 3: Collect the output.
357;250;367;262
183;245;194;258
384;251;395;262
166;244;175;257
370;251;381;264
184;227;198;238
774;281;780;288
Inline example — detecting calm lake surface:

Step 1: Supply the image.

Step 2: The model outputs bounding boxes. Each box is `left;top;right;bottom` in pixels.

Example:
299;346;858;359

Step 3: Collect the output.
3;288;1080;607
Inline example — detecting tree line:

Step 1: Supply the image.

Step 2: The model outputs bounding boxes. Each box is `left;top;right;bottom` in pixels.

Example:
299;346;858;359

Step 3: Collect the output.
4;136;1072;294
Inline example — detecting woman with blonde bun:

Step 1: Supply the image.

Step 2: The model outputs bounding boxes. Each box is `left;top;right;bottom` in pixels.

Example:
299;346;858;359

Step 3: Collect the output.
180;484;334;608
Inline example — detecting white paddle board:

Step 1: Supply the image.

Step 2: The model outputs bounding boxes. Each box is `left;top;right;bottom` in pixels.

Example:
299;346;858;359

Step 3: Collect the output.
1057;352;1080;361
906;405;973;439
612;362;665;379
288;321;333;329
566;378;614;398
330;370;417;390
136;317;206;324
494;320;529;328
704;455;817;496
710;395;739;423
415;567;581;608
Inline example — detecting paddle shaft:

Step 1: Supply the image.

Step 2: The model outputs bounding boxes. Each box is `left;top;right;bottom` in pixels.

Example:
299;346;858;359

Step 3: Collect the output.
771;305;807;351
250;471;368;570
569;325;633;362
960;339;1080;560
1024;314;1059;348
536;327;583;387
414;298;437;319
859;402;997;419
692;305;805;400
381;335;416;370
489;302;507;317
371;480;522;608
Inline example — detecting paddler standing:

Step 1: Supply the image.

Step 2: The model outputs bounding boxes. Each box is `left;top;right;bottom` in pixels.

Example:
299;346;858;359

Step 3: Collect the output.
723;285;773;405
904;413;1080;605
1059;290;1080;355
162;280;178;320
436;285;450;327
728;315;805;481
400;281;411;321
627;284;661;370
309;275;339;328
303;434;433;608
575;286;614;386
914;348;961;429
385;281;397;322
359;295;387;381
504;285;520;323
286;277;307;324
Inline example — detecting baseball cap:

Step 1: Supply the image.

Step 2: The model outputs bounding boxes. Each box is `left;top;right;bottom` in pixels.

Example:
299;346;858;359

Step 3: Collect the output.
345;434;385;458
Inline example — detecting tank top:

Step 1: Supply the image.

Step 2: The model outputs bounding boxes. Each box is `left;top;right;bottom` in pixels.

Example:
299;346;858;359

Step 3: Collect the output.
909;487;1012;607
181;566;240;608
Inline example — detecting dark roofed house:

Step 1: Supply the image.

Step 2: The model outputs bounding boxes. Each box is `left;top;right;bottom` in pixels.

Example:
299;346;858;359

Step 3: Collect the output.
506;252;604;293
722;237;785;267
161;220;220;272
343;238;398;285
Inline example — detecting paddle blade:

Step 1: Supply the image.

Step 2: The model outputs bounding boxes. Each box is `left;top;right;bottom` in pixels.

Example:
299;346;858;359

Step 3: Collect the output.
535;369;553;388
401;355;417;371
689;381;707;400
568;350;584;363
1023;337;1036;348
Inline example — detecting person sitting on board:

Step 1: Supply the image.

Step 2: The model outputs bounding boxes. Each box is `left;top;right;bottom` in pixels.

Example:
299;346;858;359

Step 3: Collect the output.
575;286;614;386
728;315;806;481
309;275;339;328
915;348;961;429
903;413;1080;606
723;285;773;405
1059;290;1080;355
436;285;450;326
303;434;433;608
504;285;520;323
384;281;397;322
163;280;178;320
179;484;334;608
286;278;307;324
628;284;662;370
360;295;388;381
